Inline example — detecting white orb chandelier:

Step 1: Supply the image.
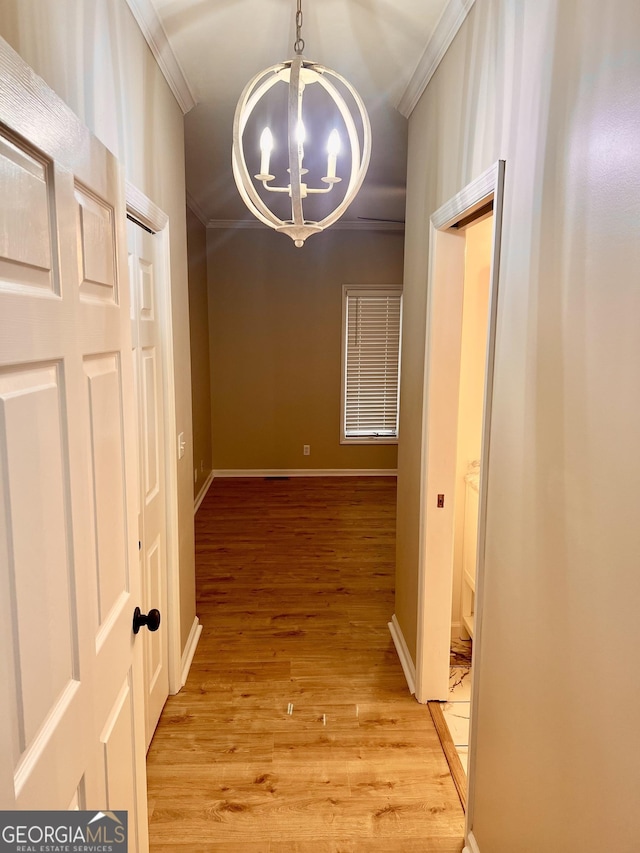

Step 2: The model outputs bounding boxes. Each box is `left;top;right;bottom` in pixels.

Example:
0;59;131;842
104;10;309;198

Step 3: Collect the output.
232;0;372;247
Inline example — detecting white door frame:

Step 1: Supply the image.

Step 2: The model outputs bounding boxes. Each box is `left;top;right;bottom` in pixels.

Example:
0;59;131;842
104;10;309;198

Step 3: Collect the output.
415;160;505;703
463;162;505;850
125;183;182;696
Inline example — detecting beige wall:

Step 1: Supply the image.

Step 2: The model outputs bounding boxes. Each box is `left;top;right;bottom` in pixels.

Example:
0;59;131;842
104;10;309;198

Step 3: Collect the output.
0;1;196;653
397;0;640;850
207;228;403;471
187;207;213;497
452;216;492;631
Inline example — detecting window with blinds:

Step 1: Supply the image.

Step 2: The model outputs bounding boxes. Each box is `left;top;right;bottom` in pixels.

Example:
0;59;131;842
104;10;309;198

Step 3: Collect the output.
341;286;403;443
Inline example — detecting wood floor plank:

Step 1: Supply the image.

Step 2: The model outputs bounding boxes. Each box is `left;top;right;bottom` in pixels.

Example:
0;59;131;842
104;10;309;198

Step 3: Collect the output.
151;846;270;853
147;477;464;849
285;842;463;853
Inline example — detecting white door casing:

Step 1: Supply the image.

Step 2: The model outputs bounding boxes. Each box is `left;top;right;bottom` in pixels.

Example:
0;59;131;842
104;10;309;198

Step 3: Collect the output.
128;219;170;748
416;161;505;705
125;183;185;698
0;36;148;852
412;161;505;848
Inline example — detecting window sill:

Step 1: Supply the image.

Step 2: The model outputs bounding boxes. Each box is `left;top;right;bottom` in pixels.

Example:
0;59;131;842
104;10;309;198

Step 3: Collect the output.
340;437;399;446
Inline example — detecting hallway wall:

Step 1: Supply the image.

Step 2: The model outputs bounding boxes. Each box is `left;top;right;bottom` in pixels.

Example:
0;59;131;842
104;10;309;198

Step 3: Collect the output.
0;1;197;653
187;207;213;499
396;0;640;850
207;227;404;472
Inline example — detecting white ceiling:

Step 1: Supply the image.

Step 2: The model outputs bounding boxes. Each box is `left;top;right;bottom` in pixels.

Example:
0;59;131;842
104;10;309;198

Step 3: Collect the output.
149;0;450;224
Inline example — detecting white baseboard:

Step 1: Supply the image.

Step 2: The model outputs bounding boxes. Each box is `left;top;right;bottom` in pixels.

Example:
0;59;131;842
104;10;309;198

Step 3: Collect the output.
213;468;397;478
180;616;203;687
464;831;481;853
388;614;416;695
194;469;215;514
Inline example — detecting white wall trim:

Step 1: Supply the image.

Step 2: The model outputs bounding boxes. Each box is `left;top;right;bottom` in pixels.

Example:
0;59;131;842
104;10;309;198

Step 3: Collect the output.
124;0;196;114
388;615;416;695
194;469;215;514
213;469;397;478
396;0;477;118
414;161;506;840
126;181;168;232
327;221;405;232
463;831;481;853
206;219;404;232
208;219;275;230
432;162;499;230
186;192;209;227
179;617;203;689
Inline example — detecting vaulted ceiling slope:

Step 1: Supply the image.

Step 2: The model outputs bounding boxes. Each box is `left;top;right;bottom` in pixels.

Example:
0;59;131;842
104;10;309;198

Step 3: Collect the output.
134;0;472;225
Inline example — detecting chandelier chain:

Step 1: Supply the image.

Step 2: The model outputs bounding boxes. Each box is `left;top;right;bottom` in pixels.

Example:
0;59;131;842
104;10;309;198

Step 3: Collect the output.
294;0;305;54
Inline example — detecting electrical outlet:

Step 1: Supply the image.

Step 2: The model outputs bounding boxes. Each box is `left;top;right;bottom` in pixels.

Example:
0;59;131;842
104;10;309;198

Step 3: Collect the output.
303;445;310;456
178;432;186;459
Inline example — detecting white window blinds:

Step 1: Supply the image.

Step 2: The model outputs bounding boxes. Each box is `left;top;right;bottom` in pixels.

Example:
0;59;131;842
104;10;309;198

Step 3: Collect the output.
343;287;402;440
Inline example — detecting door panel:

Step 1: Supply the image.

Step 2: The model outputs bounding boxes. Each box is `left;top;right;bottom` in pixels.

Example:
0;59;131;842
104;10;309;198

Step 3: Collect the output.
0;134;55;293
0;37;148;850
100;677;138;814
128;221;169;749
68;782;85;810
0;363;76;755
84;354;129;632
76;185;117;302
141;348;159;501
0;360;86;808
144;537;163;692
139;259;154;319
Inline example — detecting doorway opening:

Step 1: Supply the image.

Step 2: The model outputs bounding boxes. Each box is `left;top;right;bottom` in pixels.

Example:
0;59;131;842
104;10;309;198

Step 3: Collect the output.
415;163;506;819
427;210;494;810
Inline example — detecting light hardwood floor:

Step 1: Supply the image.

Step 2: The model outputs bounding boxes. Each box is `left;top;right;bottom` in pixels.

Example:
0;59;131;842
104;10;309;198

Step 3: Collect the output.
147;477;465;852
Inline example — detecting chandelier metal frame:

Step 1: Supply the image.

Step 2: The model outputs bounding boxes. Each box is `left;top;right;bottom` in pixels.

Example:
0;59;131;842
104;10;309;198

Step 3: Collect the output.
231;0;372;247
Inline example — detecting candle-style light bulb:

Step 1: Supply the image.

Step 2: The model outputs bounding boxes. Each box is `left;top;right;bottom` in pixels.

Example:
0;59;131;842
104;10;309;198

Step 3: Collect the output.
259;127;273;176
326;129;341;179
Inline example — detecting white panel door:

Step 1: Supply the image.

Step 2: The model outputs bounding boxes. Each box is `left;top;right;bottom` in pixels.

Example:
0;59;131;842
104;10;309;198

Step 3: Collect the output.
128;220;169;749
0;37;148;851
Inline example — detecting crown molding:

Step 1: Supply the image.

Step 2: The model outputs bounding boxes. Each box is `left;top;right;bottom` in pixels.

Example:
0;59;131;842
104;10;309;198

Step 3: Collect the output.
206;219;405;232
125;0;196;114
396;0;477;118
207;220;265;230
186;192;209;227
334;220;405;232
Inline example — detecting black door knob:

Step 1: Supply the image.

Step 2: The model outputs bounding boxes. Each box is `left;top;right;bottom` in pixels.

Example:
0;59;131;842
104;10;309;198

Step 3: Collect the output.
133;606;161;634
